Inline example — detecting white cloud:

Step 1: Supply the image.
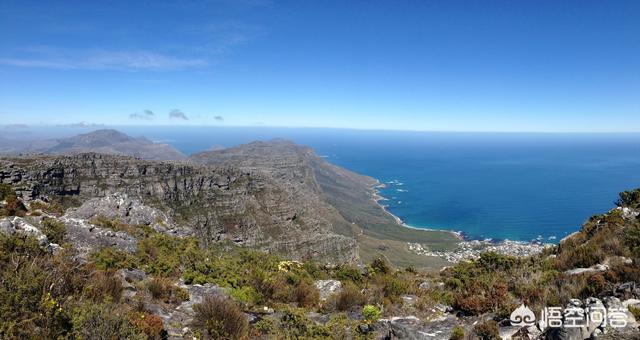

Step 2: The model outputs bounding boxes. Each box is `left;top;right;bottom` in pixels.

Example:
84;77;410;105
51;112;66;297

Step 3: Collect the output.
0;49;208;71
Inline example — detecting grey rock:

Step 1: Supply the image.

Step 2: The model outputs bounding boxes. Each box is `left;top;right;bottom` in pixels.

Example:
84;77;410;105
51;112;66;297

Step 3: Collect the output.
315;279;342;301
543;326;583;340
61;216;137;254
119;268;146;285
402;295;417;307
0;152;359;263
65;192;183;235
0;216;49;245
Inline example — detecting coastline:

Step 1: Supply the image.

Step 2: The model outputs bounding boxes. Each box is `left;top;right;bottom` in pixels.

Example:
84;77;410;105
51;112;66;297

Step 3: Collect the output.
370;180;554;263
371;181;464;240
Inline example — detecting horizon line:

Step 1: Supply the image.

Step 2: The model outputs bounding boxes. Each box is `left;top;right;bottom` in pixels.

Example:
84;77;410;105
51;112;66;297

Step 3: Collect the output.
3;123;640;135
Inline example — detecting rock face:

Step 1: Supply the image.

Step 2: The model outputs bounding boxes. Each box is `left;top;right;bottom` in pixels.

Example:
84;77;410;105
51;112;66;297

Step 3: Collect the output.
0;153;358;263
65;192;183;235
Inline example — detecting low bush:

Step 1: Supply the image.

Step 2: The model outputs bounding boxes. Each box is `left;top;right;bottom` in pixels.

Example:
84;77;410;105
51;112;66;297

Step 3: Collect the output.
84;270;123;303
192;295;248;339
362;305;381;324
294;279;320;308
72;302;145;340
131;312;165;339
90;247;136;270
474;319;500;340
336;282;366;311
278;309;331;338
370;257;392;275
450;326;465;340
147;277;189;304
41;217;66;244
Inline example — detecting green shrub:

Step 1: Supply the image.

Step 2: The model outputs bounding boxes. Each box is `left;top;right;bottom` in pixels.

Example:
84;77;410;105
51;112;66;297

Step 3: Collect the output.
279;309;331;338
91;247;136;270
334;264;364;283
0;234;79;339
582;274;607;297
229;286;263;306
192;295;248;339
41;218;66;244
336;282;366;311
382;275;408;299
370;257;392;275
362;305;381;324
478;252;516;271
450;326;465;340
72;302;145;340
0;183;14;200
616;189;640;208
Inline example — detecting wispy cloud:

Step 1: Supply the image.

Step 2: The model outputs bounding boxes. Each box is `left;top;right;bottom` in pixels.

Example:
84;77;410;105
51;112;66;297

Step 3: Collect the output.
189;21;264;54
130;109;155;120
169;109;188;120
0;49;208;71
55;122;105;128
214;115;224;122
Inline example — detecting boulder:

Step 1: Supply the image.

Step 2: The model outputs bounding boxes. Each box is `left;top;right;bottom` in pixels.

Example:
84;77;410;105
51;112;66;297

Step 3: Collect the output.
0;216;49;246
65;193;182;235
315;279;342;301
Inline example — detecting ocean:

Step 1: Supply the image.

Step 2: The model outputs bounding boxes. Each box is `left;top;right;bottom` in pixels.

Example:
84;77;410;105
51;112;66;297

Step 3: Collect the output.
11;126;640;242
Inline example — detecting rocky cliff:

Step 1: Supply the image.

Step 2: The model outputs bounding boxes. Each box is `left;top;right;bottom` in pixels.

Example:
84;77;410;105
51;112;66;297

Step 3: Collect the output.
0;153;357;263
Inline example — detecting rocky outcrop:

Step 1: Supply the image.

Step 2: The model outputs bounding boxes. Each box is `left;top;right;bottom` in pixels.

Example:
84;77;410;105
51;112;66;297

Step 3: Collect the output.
60;215;138;254
0;216;50;246
315;279;342;301
65;192;184;236
0;153;358;263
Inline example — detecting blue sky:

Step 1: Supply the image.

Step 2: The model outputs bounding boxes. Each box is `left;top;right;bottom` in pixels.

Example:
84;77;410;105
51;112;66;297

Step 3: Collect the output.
0;0;638;132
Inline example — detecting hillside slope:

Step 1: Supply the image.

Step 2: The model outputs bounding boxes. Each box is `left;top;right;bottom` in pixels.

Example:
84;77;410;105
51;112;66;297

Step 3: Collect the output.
190;140;459;269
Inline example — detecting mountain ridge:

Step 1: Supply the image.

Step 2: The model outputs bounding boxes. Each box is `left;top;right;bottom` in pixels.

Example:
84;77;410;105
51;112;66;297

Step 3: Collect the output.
0;129;186;161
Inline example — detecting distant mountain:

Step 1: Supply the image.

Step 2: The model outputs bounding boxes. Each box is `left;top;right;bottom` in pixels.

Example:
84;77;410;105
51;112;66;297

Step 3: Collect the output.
190;139;458;269
0;129;186;161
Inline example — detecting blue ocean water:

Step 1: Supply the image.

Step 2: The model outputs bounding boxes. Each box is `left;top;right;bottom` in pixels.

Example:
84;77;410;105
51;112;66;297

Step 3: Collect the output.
12;126;640;242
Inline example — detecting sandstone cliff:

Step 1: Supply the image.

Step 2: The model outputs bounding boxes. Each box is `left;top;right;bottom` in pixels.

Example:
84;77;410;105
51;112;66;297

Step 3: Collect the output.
0;153;357;263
